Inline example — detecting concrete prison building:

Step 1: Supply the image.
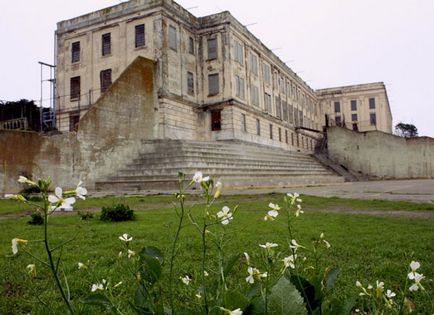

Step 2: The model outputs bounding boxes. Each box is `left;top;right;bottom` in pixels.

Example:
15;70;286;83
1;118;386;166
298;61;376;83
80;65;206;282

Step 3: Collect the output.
55;0;392;151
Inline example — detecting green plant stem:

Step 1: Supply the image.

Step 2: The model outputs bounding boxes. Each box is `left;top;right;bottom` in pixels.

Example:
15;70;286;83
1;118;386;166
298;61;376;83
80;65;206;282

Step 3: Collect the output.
168;180;186;315
201;222;209;314
42;193;74;314
264;257;270;315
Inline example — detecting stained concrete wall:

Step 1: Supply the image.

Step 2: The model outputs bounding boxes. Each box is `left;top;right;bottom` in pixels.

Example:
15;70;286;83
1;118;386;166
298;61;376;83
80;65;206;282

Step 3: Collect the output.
0;57;157;193
328;127;434;179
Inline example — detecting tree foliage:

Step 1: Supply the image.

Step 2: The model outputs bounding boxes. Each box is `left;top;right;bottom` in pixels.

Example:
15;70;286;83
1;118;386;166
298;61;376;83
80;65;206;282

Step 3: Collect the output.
395;123;418;138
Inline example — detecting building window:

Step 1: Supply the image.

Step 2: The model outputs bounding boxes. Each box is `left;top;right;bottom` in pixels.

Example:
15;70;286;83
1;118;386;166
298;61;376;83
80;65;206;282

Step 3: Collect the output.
234;40;243;64
208;73;219;96
188;37;195;55
71;41;80;63
262;63;271;84
187;72;194;96
100;69;112;93
169;26;177;51
289;105;294;124
135;24;145;48
69;114;80;132
211;110;221;131
102;33;111;56
264;93;272;113
282;101;288;122
334;101;340;113
256;119;260;135
241;113;247;132
285;130;288;144
278;128;282;142
235;75;245;99
351;113;358;122
269;124;273;139
369;98;376;109
351;100;357;111
250;53;258;75
70;76;81;101
291;132;294;146
370;113;377;126
251;85;259;107
207;38;217;60
335;115;341;126
275;97;281;119
352;123;359;131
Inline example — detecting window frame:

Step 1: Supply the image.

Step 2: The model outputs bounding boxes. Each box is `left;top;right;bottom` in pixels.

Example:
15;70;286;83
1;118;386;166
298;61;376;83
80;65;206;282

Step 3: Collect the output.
369;98;376;109
71;41;80;63
135;24;145;48
208;73;219;96
100;69;112;94
187;71;194;96
168;26;177;51
351;100;357;111
102;33;111;56
207;37;218;60
70;76;81;101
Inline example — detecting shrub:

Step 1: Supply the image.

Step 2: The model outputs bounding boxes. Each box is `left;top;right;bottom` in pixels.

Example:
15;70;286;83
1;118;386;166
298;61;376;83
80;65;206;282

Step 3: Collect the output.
28;211;44;225
77;211;94;220
100;204;135;222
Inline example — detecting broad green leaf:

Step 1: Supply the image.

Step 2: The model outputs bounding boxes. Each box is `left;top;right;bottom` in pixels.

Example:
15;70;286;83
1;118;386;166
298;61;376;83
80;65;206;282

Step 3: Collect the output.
249;296;265;315
268;276;308;315
223;253;241;277
140;246;164;264
324;267;340;292
223;290;250;311
82;293;114;309
288;274;320;312
246;281;262;299
139;253;163;285
133;284;154;314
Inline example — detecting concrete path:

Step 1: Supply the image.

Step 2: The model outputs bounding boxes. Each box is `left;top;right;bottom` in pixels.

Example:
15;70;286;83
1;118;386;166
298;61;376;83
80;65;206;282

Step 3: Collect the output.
225;179;434;203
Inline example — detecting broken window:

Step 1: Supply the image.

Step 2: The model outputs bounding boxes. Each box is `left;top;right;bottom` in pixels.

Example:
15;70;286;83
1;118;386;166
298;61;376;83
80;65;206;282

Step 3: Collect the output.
100;69;112;93
187;71;194;96
169;26;177;51
208;73;219;96
102;33;111;56
369;98;376;109
188;37;195;55
211;110;221;131
70;76;81;101
71;41;80;63
370;113;377;126
208;38;217;60
69;113;80;132
135;24;145;48
351;100;357;111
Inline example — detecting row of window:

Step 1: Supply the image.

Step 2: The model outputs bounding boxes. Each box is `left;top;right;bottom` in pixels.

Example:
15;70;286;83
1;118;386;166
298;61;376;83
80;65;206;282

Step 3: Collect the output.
71;24;146;63
211;110;315;150
334;98;376;113
335;112;377;126
70;69;112;101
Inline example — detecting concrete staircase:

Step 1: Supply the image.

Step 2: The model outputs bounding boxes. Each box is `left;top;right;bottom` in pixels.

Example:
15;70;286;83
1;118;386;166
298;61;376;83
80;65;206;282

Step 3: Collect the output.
95;140;345;192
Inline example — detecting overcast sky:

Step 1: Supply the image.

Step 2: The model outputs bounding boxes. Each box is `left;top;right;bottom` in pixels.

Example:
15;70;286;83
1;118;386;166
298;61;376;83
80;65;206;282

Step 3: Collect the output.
0;0;433;136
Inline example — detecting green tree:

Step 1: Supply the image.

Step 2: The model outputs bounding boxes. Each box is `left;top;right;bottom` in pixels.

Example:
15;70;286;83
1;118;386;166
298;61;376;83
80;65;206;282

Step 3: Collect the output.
395;122;418;138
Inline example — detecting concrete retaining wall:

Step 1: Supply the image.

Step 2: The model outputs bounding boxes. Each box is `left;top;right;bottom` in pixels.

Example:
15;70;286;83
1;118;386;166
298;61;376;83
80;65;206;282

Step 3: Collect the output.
327;127;434;179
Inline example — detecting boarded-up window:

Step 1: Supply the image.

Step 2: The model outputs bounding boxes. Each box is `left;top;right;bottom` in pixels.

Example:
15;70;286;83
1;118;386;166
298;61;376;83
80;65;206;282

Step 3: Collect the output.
71;41;80;63
187;71;194;95
208;73;219;96
250;53;258;75
135;24;145;48
235;75;245;99
100;69;112;93
102;33;111;56
251;85;259;107
234;40;243;64
70;76;80;101
189;37;195;54
208;38;217;60
211;110;221;131
169;26;177;51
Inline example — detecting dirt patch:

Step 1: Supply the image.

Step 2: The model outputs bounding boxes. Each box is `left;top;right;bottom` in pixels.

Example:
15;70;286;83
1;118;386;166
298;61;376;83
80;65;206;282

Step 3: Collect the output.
308;208;434;220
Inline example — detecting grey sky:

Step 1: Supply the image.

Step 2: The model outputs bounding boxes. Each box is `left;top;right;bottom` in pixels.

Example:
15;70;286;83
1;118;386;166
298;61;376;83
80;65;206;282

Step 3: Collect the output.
0;0;433;135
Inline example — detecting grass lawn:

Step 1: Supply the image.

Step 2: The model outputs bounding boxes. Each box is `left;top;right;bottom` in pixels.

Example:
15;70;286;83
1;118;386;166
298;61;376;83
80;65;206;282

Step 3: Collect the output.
1;193;433;314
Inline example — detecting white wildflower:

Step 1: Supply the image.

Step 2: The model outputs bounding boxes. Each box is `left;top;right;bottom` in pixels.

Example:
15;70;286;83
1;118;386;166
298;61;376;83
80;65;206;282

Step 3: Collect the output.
11;238;28;255
385;289;396;299
128;249;136;259
75;181;87;200
283;254;297;269
180;275;192;285
18;176;37;187
78;262;86;270
217;206;233;225
230;308;243;315
26;264;36;277
259;242;278;251
192;172;203;183
119;233;133;242
48;187;76;208
214;181;223;198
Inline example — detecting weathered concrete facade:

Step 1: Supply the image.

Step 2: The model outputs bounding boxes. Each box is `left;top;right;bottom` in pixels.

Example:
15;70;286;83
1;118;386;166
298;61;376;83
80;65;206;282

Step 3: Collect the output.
317;83;393;133
58;0;389;153
327;127;434;179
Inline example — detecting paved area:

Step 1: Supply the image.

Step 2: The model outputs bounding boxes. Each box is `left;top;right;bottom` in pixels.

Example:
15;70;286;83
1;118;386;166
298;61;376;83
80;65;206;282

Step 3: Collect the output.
225;179;434;203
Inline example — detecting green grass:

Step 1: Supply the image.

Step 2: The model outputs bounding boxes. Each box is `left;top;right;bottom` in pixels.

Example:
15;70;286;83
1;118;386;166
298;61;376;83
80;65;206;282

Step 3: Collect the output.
0;194;433;314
